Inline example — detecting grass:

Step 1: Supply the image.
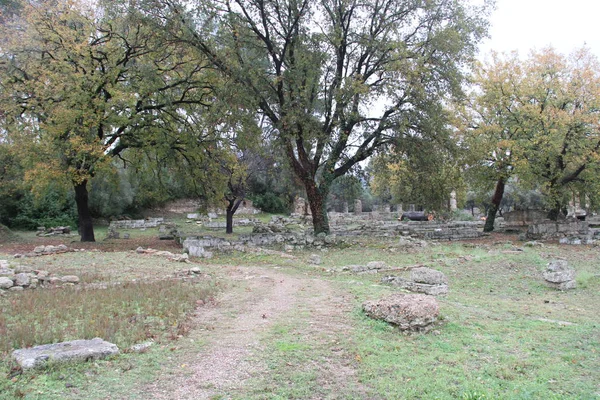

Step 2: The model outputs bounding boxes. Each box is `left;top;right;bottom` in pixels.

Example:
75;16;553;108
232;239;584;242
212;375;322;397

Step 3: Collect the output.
0;234;599;399
0;279;216;355
0;247;218;400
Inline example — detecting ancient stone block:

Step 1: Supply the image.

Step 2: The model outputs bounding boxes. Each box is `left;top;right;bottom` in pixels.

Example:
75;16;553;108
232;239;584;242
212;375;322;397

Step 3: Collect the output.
14;273;30;287
61;275;80;284
0;276;14;289
12;338;119;369
382;276;449;296
411;267;447;285
363;294;439;331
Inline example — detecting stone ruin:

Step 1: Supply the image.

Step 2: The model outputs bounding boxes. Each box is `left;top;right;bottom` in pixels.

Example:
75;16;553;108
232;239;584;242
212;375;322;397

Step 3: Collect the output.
13;338;119;370
354;199;362;214
363;293;439;332
36;226;72;237
109;217;164;230
382;266;449;296
292;196;311;216
0;259;80;294
543;260;577;290
14;244;74;258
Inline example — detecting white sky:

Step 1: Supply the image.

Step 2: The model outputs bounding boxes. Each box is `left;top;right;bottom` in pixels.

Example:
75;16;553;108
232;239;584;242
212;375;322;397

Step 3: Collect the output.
477;0;600;60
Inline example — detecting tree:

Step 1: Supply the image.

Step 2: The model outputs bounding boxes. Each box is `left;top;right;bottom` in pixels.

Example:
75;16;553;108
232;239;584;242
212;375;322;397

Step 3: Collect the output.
154;0;491;234
517;48;600;219
458;48;600;229
0;0;214;241
455;52;525;231
369;138;463;212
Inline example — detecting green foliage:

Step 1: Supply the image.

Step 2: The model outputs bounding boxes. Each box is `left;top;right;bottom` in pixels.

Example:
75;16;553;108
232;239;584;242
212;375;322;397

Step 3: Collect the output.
251;192;288;214
0;144;23;226
369;139;465;211
162;0;492;233
459;48;600;218
10;188;77;230
328;175;365;211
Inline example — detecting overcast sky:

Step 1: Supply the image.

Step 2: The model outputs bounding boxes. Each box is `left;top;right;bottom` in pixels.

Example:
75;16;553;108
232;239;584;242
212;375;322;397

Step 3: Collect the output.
476;0;600;60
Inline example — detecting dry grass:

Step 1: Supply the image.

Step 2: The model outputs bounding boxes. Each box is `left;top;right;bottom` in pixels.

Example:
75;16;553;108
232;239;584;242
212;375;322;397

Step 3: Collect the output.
0;279;216;357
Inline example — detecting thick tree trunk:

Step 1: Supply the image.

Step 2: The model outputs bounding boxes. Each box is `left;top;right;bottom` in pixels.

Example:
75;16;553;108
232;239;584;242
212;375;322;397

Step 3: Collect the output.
484;177;505;233
225;198;243;234
305;180;330;235
74;180;95;242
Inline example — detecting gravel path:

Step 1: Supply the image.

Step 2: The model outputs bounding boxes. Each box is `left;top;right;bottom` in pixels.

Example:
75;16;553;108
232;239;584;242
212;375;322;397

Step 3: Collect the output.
143;265;360;399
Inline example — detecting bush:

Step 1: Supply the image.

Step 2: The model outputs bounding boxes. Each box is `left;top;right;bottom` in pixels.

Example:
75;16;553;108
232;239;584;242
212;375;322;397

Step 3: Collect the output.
251;192;289;214
9;189;77;230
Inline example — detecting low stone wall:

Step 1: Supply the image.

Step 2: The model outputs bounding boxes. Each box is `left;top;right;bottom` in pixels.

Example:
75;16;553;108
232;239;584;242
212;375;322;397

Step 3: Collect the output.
202;219;257;229
331;220;484;241
526;220;588;240
182;232;338;257
503;210;548;227
109;218;164;229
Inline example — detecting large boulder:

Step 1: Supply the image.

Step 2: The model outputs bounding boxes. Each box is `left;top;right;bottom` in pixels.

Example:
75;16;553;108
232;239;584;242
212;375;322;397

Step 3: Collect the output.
363;293;439;331
12;338;119;369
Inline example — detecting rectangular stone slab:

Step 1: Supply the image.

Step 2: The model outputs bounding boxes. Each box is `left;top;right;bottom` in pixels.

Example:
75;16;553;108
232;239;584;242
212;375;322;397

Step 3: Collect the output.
13;338;119;369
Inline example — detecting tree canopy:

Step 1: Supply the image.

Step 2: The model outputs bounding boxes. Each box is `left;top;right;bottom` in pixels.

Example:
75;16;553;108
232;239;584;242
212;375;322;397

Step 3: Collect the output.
153;0;492;233
0;0;217;240
458;47;600;229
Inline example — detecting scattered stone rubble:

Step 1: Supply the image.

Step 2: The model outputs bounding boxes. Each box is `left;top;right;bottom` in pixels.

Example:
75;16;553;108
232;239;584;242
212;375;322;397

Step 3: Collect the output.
135;247;189;262
12;338;119;370
0;259;81;293
543;260;577;290
36;226;72;237
341;261;388;273
158;223;179;240
13;244;72;259
363;293;439;332
382;267;449;296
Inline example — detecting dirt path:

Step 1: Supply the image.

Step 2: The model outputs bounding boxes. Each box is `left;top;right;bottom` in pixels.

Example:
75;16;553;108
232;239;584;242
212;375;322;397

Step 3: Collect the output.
143;265;361;399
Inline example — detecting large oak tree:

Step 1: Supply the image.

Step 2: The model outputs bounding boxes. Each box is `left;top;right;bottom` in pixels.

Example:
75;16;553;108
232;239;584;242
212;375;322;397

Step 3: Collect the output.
154;0;491;234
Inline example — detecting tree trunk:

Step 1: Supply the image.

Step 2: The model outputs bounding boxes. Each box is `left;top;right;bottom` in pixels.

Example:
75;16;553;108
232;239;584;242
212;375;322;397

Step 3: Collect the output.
547;201;567;221
305;180;330;235
74;180;95;242
225;198;243;234
484;177;505;233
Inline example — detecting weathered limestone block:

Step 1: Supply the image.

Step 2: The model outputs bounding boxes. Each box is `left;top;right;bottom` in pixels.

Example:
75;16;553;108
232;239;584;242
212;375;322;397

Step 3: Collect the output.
543;260;576;290
61;275;80;284
309;254;322;265
363;293;439;331
12;338;119;369
411;267;448;285
14;273;30;287
382;276;449;296
0;276;14;289
354;199;362;214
